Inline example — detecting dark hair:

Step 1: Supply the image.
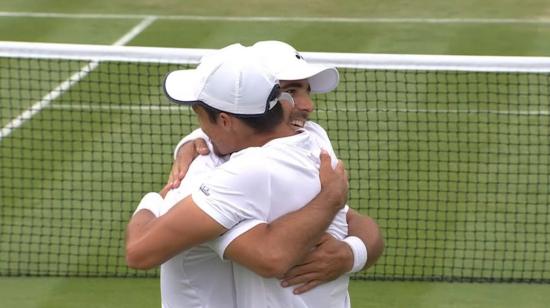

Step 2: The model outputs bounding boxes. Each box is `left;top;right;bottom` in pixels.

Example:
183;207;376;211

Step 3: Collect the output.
196;102;222;123
239;103;284;133
196;101;284;133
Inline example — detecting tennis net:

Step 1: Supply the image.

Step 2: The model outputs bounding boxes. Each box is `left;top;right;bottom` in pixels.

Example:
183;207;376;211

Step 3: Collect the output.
1;41;549;282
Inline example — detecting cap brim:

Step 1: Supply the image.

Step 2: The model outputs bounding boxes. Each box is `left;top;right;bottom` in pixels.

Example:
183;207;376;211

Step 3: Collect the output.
308;66;339;93
163;69;203;104
276;63;339;93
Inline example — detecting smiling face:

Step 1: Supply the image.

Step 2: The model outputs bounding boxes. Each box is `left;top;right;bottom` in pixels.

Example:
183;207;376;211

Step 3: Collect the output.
280;79;313;129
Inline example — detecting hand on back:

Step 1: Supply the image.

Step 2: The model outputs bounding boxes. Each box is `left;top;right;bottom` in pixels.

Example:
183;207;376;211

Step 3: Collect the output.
318;150;348;210
167;138;210;189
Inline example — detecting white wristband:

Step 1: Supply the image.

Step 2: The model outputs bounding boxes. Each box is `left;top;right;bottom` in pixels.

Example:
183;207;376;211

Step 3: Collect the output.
133;192;164;218
343;236;368;273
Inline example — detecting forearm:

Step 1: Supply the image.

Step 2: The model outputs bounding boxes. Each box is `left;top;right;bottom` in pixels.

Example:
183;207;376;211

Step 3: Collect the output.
347;209;384;270
266;194;341;267
125;210;177;270
126;195;226;270
225;190;342;277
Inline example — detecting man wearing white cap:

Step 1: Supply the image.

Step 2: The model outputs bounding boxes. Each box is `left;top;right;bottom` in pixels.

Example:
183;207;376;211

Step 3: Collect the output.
126;44;352;307
167;41;383;293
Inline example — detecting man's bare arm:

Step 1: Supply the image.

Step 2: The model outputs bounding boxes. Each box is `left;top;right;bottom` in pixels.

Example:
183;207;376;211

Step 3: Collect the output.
347;209;384;270
125;195;226;269
279;209;384;294
223;151;348;277
127;150;347;273
278;233;353;294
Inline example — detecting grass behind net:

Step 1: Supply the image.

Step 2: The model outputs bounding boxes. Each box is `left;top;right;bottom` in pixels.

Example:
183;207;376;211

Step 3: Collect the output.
1;58;549;282
315;69;550;282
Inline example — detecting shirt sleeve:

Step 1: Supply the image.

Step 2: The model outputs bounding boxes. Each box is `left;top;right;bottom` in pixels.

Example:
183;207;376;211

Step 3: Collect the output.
173;128;210;160
162;153;223;214
326;205;349;240
206;219;266;259
191;150;271;229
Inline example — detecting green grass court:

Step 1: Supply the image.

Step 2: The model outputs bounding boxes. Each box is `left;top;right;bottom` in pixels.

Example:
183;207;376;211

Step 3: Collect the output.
1;1;550;307
1;278;549;308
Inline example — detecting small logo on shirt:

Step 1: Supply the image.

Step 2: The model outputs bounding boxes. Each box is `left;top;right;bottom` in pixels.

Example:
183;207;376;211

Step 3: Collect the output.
199;184;210;196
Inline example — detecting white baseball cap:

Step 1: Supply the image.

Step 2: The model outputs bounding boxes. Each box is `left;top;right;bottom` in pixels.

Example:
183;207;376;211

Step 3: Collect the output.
251;41;339;93
164;44;289;116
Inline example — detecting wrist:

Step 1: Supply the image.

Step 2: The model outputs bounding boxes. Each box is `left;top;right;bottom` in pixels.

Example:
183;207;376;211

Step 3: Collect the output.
318;189;346;211
133;192;164;217
343;236;368;273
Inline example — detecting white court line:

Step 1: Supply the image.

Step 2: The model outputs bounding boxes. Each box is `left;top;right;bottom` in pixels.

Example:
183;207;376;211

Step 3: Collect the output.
49;104;190;112
0;16;157;141
113;16;157;46
48;103;549;116
2;11;550;24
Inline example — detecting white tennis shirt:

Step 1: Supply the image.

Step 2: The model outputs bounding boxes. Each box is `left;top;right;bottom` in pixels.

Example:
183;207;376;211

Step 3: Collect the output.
160;152;237;308
160;121;350;308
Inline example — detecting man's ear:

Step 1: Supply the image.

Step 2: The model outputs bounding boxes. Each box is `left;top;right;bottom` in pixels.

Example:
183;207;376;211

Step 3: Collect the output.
218;112;233;130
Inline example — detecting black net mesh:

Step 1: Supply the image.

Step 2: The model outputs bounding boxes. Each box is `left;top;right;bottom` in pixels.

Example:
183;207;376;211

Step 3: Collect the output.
1;57;548;282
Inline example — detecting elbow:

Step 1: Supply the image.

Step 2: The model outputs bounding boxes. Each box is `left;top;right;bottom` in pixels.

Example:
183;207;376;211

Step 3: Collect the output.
376;235;386;259
365;232;385;269
256;265;288;279
126;257;152;270
249;249;293;278
125;245;156;270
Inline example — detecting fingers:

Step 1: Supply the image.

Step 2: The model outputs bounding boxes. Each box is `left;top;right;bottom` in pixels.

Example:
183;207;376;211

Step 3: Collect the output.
194;138;210;155
292;280;323;295
166;138;210;193
167;166;180;188
159;183;172;198
280;235;347;294
169;139;206;188
334;159;346;176
171;177;182;189
282;261;315;282
318;149;331;169
281;265;324;294
318;149;345;171
167;164;186;189
171;166;188;188
168;168;177;185
318;150;348;208
281;271;319;288
318;149;334;188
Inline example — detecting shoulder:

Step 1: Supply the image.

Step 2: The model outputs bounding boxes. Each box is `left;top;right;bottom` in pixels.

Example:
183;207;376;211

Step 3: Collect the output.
304;121;331;144
226;147;269;168
212;147;272;181
304;121;339;158
304;121;329;135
